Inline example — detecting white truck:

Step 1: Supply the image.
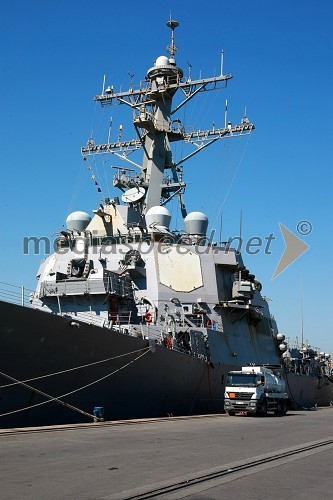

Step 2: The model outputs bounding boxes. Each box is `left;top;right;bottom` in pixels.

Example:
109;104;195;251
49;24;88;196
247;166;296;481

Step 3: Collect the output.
224;365;289;416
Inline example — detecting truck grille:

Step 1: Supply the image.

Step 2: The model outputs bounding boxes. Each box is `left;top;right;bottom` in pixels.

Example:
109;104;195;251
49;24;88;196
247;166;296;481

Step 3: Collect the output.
229;392;254;400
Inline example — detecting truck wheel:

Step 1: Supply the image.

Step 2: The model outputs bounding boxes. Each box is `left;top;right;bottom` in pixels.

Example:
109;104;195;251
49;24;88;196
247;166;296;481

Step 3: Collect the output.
227;411;236;416
281;401;287;416
274;401;282;416
261;400;268;416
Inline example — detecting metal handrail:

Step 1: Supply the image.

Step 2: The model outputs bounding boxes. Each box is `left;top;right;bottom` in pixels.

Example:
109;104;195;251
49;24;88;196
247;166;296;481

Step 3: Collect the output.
0;281;35;307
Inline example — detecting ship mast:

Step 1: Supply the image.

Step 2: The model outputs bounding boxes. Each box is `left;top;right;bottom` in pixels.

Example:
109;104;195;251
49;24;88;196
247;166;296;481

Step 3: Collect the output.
81;20;254;217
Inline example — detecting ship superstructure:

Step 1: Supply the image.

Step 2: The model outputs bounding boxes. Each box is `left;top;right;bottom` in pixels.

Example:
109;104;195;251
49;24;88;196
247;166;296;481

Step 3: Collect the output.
33;20;260;341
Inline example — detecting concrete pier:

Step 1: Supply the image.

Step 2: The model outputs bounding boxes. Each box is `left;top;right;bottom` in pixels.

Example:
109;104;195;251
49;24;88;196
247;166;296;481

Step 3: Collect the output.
1;409;332;499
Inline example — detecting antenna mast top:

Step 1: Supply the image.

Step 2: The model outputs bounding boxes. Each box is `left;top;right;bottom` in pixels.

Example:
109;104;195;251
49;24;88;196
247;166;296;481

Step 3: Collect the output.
167;19;179;57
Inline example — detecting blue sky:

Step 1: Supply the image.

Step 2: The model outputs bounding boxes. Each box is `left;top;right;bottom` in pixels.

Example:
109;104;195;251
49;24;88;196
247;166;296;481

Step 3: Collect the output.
1;1;332;354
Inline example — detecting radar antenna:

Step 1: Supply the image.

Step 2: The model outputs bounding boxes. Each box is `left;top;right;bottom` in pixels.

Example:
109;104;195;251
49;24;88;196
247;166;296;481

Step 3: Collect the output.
166;19;179;57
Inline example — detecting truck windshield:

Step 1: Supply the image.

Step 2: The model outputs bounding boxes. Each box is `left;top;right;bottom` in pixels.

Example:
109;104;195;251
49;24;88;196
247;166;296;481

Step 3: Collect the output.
227;374;261;387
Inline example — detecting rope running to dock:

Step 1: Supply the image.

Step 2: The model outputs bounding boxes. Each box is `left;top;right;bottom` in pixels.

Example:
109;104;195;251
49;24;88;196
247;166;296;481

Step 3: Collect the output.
0;347;151;421
0;347;150;389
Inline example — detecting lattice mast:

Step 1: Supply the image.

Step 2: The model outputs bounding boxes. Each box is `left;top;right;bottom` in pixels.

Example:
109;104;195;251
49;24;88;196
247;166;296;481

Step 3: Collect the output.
81;20;254;217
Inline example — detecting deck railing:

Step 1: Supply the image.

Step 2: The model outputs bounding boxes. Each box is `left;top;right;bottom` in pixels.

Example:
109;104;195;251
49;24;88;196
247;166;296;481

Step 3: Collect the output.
40;275;133;299
0;281;35;307
0;281;133;330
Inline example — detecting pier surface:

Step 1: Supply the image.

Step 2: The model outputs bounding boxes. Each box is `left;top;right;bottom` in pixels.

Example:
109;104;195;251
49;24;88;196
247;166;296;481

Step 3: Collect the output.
1;409;332;499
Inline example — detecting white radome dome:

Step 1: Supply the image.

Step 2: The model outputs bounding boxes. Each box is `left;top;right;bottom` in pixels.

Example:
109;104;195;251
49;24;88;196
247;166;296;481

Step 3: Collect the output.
66;211;91;231
155;55;170;67
184;211;208;236
145;206;171;229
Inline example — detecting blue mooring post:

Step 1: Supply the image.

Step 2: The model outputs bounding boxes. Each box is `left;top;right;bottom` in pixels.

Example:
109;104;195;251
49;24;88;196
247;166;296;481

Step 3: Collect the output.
93;407;105;422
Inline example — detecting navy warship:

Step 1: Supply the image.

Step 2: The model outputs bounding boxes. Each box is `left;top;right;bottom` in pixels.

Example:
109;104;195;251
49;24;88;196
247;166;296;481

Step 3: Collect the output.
1;20;332;428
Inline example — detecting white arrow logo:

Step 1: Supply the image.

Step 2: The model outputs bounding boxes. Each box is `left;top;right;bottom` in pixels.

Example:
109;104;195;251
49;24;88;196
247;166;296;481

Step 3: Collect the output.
272;224;309;279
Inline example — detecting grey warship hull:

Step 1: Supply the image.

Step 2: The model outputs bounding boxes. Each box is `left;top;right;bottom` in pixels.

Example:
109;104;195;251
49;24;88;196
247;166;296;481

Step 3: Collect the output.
285;370;333;409
0;300;229;428
1;300;332;429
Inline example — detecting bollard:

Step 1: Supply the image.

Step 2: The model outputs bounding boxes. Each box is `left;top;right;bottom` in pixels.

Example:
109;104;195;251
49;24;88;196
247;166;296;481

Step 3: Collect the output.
93;406;105;422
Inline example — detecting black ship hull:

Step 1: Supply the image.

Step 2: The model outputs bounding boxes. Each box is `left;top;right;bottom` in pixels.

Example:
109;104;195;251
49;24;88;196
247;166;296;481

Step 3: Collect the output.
0;301;233;428
285;371;333;409
0;301;332;429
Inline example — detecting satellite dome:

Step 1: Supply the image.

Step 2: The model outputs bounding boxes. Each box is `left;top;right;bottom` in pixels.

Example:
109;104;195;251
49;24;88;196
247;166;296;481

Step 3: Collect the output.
147;55;183;81
184;212;208;236
155;55;170;67
66;211;91;231
145;206;171;230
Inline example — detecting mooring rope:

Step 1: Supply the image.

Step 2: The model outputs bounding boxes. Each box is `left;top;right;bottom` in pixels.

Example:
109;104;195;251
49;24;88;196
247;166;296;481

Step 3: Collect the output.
0;347;149;389
0;347;151;421
0;371;97;421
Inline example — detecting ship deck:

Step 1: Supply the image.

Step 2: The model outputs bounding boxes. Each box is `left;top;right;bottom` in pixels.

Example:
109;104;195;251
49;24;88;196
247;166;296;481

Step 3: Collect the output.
1;409;332;499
